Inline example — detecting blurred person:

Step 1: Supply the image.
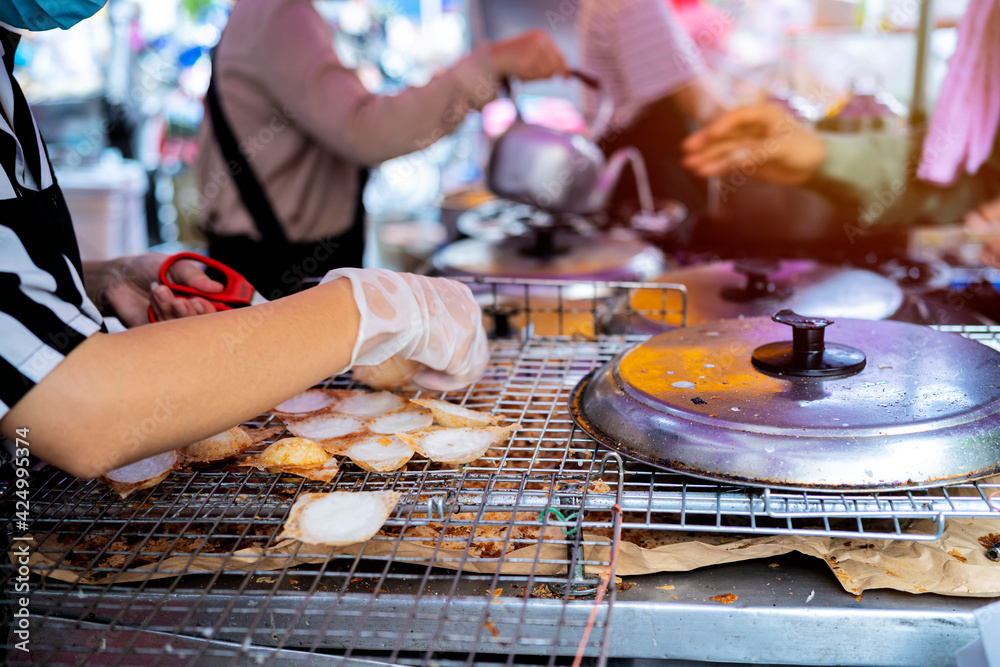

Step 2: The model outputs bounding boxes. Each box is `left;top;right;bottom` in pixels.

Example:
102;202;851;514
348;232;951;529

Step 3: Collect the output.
681;0;1000;236
198;0;568;298
963;194;1000;266
0;2;489;480
576;0;729;216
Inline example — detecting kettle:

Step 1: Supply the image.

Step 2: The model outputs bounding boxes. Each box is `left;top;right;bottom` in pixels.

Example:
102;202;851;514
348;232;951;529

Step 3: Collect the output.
486;71;654;216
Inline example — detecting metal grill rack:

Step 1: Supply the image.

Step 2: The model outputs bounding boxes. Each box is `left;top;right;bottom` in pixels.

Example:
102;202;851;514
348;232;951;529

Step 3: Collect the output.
3;278;1000;666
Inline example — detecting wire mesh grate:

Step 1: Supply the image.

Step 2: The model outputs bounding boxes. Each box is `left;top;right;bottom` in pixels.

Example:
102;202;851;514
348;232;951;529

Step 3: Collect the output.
3;281;1000;666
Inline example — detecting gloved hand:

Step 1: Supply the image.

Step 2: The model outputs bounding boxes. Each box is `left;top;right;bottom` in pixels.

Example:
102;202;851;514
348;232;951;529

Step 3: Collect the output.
322;268;489;391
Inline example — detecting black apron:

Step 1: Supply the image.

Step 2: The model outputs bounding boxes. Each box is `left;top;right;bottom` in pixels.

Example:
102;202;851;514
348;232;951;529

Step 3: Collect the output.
1;183;84;278
204;65;366;301
601;94;708;219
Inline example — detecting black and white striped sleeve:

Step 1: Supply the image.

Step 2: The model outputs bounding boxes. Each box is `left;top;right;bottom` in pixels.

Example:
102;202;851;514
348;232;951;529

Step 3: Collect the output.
0;224;105;419
0;28;105;420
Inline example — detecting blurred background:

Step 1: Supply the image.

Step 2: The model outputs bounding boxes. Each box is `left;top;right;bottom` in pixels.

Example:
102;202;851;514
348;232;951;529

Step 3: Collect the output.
16;0;967;270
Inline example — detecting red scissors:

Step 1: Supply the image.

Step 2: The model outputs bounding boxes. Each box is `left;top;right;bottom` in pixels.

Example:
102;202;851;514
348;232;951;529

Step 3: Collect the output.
148;252;268;323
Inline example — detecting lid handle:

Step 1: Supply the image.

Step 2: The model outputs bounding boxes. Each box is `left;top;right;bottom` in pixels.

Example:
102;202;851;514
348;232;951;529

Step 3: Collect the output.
772;309;832;355
751;310;866;378
722;258;791;302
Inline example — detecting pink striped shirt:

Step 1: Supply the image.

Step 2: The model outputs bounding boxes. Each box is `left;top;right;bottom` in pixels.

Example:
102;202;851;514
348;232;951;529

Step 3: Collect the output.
577;0;706;133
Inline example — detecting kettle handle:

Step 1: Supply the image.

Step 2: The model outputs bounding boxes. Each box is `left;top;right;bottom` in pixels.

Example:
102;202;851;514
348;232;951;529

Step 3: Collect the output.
500;71;613;141
572;70;613;142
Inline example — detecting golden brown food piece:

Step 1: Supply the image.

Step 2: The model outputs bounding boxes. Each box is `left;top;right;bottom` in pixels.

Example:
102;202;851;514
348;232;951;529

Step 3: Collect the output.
353;356;422;390
369;406;433;434
396;425;519;464
284;413;368;443
101;451;179;499
342;434;415;472
180;427;254;464
271;388;340;415
409;398;500;428
242;437;339;482
280;491;401;546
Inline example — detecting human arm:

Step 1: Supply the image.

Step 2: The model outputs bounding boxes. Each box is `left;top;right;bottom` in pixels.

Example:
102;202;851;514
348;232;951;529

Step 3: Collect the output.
682;103;1000;228
681;104;828;185
962;195;1000;265
1;268;488;479
1;279;360;479
82;253;225;326
256;2;566;165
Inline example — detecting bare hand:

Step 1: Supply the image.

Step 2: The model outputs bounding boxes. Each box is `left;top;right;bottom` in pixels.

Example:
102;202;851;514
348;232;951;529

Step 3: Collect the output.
963;196;1000;267
85;253;225;327
489;29;568;81
681;104;827;186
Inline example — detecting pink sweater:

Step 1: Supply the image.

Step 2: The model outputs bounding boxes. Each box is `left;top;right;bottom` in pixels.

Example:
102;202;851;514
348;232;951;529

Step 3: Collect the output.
197;0;496;242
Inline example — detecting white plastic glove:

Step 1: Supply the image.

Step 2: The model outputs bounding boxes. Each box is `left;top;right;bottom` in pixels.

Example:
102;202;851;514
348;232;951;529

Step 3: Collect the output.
322;268;489;390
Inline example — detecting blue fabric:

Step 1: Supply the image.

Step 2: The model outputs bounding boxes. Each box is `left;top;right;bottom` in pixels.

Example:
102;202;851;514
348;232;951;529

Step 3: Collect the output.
0;0;107;31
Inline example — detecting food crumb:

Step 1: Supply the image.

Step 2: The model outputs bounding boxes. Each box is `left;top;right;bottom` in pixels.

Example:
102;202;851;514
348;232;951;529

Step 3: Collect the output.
978;533;1000;549
709;593;737;604
484;621;500;639
768;563;780;568
588;479;611;494
949;549;968;564
256;577;276;584
670;595;678;599
530;584;557;599
492;588;503;598
656;585;675;591
691;397;707;405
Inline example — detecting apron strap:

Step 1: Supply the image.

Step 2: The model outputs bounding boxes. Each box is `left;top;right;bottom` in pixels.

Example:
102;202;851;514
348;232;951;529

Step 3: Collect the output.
205;55;289;245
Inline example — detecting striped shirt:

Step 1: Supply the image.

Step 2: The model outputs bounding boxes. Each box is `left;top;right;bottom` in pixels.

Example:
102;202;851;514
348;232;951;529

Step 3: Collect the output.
0;27;104;420
577;0;706;133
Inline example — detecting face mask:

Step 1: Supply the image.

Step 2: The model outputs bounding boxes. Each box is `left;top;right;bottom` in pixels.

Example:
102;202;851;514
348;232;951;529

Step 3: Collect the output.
0;0;108;31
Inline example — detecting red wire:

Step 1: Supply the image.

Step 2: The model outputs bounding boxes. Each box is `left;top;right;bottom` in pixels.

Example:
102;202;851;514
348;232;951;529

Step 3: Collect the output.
573;503;622;667
989;489;1000;511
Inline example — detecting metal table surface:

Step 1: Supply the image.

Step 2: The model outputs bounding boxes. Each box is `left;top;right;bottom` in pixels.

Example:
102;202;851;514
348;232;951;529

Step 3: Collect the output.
18;550;995;666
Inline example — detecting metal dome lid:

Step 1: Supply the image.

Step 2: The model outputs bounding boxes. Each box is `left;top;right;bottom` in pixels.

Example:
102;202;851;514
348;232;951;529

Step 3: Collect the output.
433;229;666;283
630;258;904;323
571;313;1000;491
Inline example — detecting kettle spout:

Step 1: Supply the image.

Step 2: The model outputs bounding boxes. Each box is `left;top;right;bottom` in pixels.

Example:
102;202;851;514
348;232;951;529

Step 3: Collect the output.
587;147;655;214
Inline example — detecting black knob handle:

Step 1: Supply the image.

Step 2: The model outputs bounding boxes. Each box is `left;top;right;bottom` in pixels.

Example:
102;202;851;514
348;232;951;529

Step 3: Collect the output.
751;310;866;378
772;309;832;356
723;258;790;302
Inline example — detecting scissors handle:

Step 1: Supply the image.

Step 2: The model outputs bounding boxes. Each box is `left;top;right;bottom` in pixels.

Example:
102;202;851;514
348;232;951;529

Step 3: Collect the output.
147;253;256;323
158;252;257;305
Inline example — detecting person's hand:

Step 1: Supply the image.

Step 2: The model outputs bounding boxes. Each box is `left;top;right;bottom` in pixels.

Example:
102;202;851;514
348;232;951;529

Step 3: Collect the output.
85;253;225;328
489;29;569;81
681;104;827;186
322;268;488;391
962;196;1000;267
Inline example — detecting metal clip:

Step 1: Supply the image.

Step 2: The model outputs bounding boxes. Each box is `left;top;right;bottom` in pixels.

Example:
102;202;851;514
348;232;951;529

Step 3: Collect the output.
425;494;453;521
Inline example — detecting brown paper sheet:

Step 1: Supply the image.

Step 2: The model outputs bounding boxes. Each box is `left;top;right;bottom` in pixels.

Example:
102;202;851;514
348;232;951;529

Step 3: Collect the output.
14;517;1000;597
14;521;567;586
584;518;1000;597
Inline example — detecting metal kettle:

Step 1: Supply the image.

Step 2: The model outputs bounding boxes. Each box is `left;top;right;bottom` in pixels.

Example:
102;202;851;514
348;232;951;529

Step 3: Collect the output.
486;71;653;216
